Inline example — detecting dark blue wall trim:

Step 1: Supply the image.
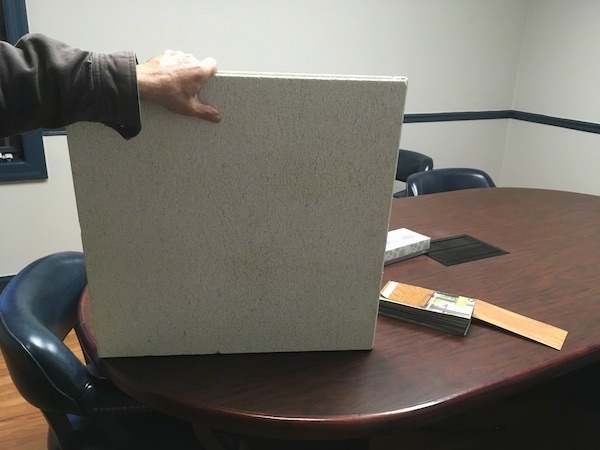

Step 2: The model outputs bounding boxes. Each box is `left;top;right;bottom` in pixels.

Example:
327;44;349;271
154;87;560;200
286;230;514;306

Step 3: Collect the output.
404;110;600;135
0;275;14;295
510;111;600;135
404;110;512;123
42;111;600;138
0;0;48;183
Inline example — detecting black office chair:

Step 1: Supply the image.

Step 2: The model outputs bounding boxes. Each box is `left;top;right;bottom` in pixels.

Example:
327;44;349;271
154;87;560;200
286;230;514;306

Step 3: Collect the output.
406;168;496;196
393;149;434;198
0;251;219;450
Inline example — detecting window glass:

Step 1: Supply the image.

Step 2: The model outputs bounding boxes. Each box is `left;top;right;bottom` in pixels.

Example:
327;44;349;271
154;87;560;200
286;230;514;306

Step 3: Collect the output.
2;1;52;181
0;1;27;166
0;4;6;40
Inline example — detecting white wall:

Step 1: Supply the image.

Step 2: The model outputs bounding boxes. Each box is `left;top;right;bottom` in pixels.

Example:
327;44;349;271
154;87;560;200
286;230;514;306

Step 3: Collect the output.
26;0;527;112
1;0;572;275
1;136;82;275
500;0;600;194
502;120;600;192
512;0;600;122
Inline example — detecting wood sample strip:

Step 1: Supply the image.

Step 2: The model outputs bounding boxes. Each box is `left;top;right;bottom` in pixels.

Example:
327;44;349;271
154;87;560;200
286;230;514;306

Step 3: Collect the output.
473;300;568;350
380;281;431;307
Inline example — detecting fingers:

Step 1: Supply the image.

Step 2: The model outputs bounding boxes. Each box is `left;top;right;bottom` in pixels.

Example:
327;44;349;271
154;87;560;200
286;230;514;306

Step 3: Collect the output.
193;102;222;123
188;56;220;122
198;57;218;77
137;49;222;123
191;57;221;122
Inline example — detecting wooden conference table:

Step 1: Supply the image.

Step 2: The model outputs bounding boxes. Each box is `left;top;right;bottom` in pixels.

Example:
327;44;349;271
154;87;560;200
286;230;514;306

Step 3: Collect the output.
77;187;600;447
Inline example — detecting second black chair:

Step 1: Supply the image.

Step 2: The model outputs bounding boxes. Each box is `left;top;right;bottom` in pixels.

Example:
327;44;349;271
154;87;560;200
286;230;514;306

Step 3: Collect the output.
405;168;496;196
393;149;434;198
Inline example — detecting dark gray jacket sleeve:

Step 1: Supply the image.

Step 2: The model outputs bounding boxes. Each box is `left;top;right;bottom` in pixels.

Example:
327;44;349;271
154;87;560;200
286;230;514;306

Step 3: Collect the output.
0;33;141;139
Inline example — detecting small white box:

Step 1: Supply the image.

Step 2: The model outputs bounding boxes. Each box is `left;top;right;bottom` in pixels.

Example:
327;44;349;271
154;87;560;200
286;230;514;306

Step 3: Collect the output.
384;228;430;265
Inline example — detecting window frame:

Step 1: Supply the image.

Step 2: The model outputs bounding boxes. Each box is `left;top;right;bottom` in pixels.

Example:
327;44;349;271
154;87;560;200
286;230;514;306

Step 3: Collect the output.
0;0;47;182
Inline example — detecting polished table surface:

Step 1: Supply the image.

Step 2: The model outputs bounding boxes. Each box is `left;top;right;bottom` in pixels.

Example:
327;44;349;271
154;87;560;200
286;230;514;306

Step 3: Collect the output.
77;187;600;442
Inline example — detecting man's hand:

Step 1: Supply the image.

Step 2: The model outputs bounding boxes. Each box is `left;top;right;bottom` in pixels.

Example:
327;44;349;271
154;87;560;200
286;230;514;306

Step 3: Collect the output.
136;50;221;123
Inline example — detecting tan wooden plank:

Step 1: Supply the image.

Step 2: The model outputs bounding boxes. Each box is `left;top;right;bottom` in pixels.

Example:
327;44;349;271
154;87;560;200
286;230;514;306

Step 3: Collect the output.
380;281;431;307
473;300;568;351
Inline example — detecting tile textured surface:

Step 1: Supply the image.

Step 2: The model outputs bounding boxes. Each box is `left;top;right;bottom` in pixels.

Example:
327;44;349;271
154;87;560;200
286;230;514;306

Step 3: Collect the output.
68;72;407;357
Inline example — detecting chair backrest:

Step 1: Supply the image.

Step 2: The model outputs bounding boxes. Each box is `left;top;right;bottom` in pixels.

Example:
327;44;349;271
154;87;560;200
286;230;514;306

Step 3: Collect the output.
406;168;496;196
0;252;142;416
395;149;434;182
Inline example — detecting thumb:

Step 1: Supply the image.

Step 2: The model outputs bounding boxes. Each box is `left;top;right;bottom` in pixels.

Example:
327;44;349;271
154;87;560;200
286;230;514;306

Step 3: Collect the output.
192;100;221;123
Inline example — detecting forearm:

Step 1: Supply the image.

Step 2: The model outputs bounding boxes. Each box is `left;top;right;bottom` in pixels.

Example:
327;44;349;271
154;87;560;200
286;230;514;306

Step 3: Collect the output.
0;33;141;139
